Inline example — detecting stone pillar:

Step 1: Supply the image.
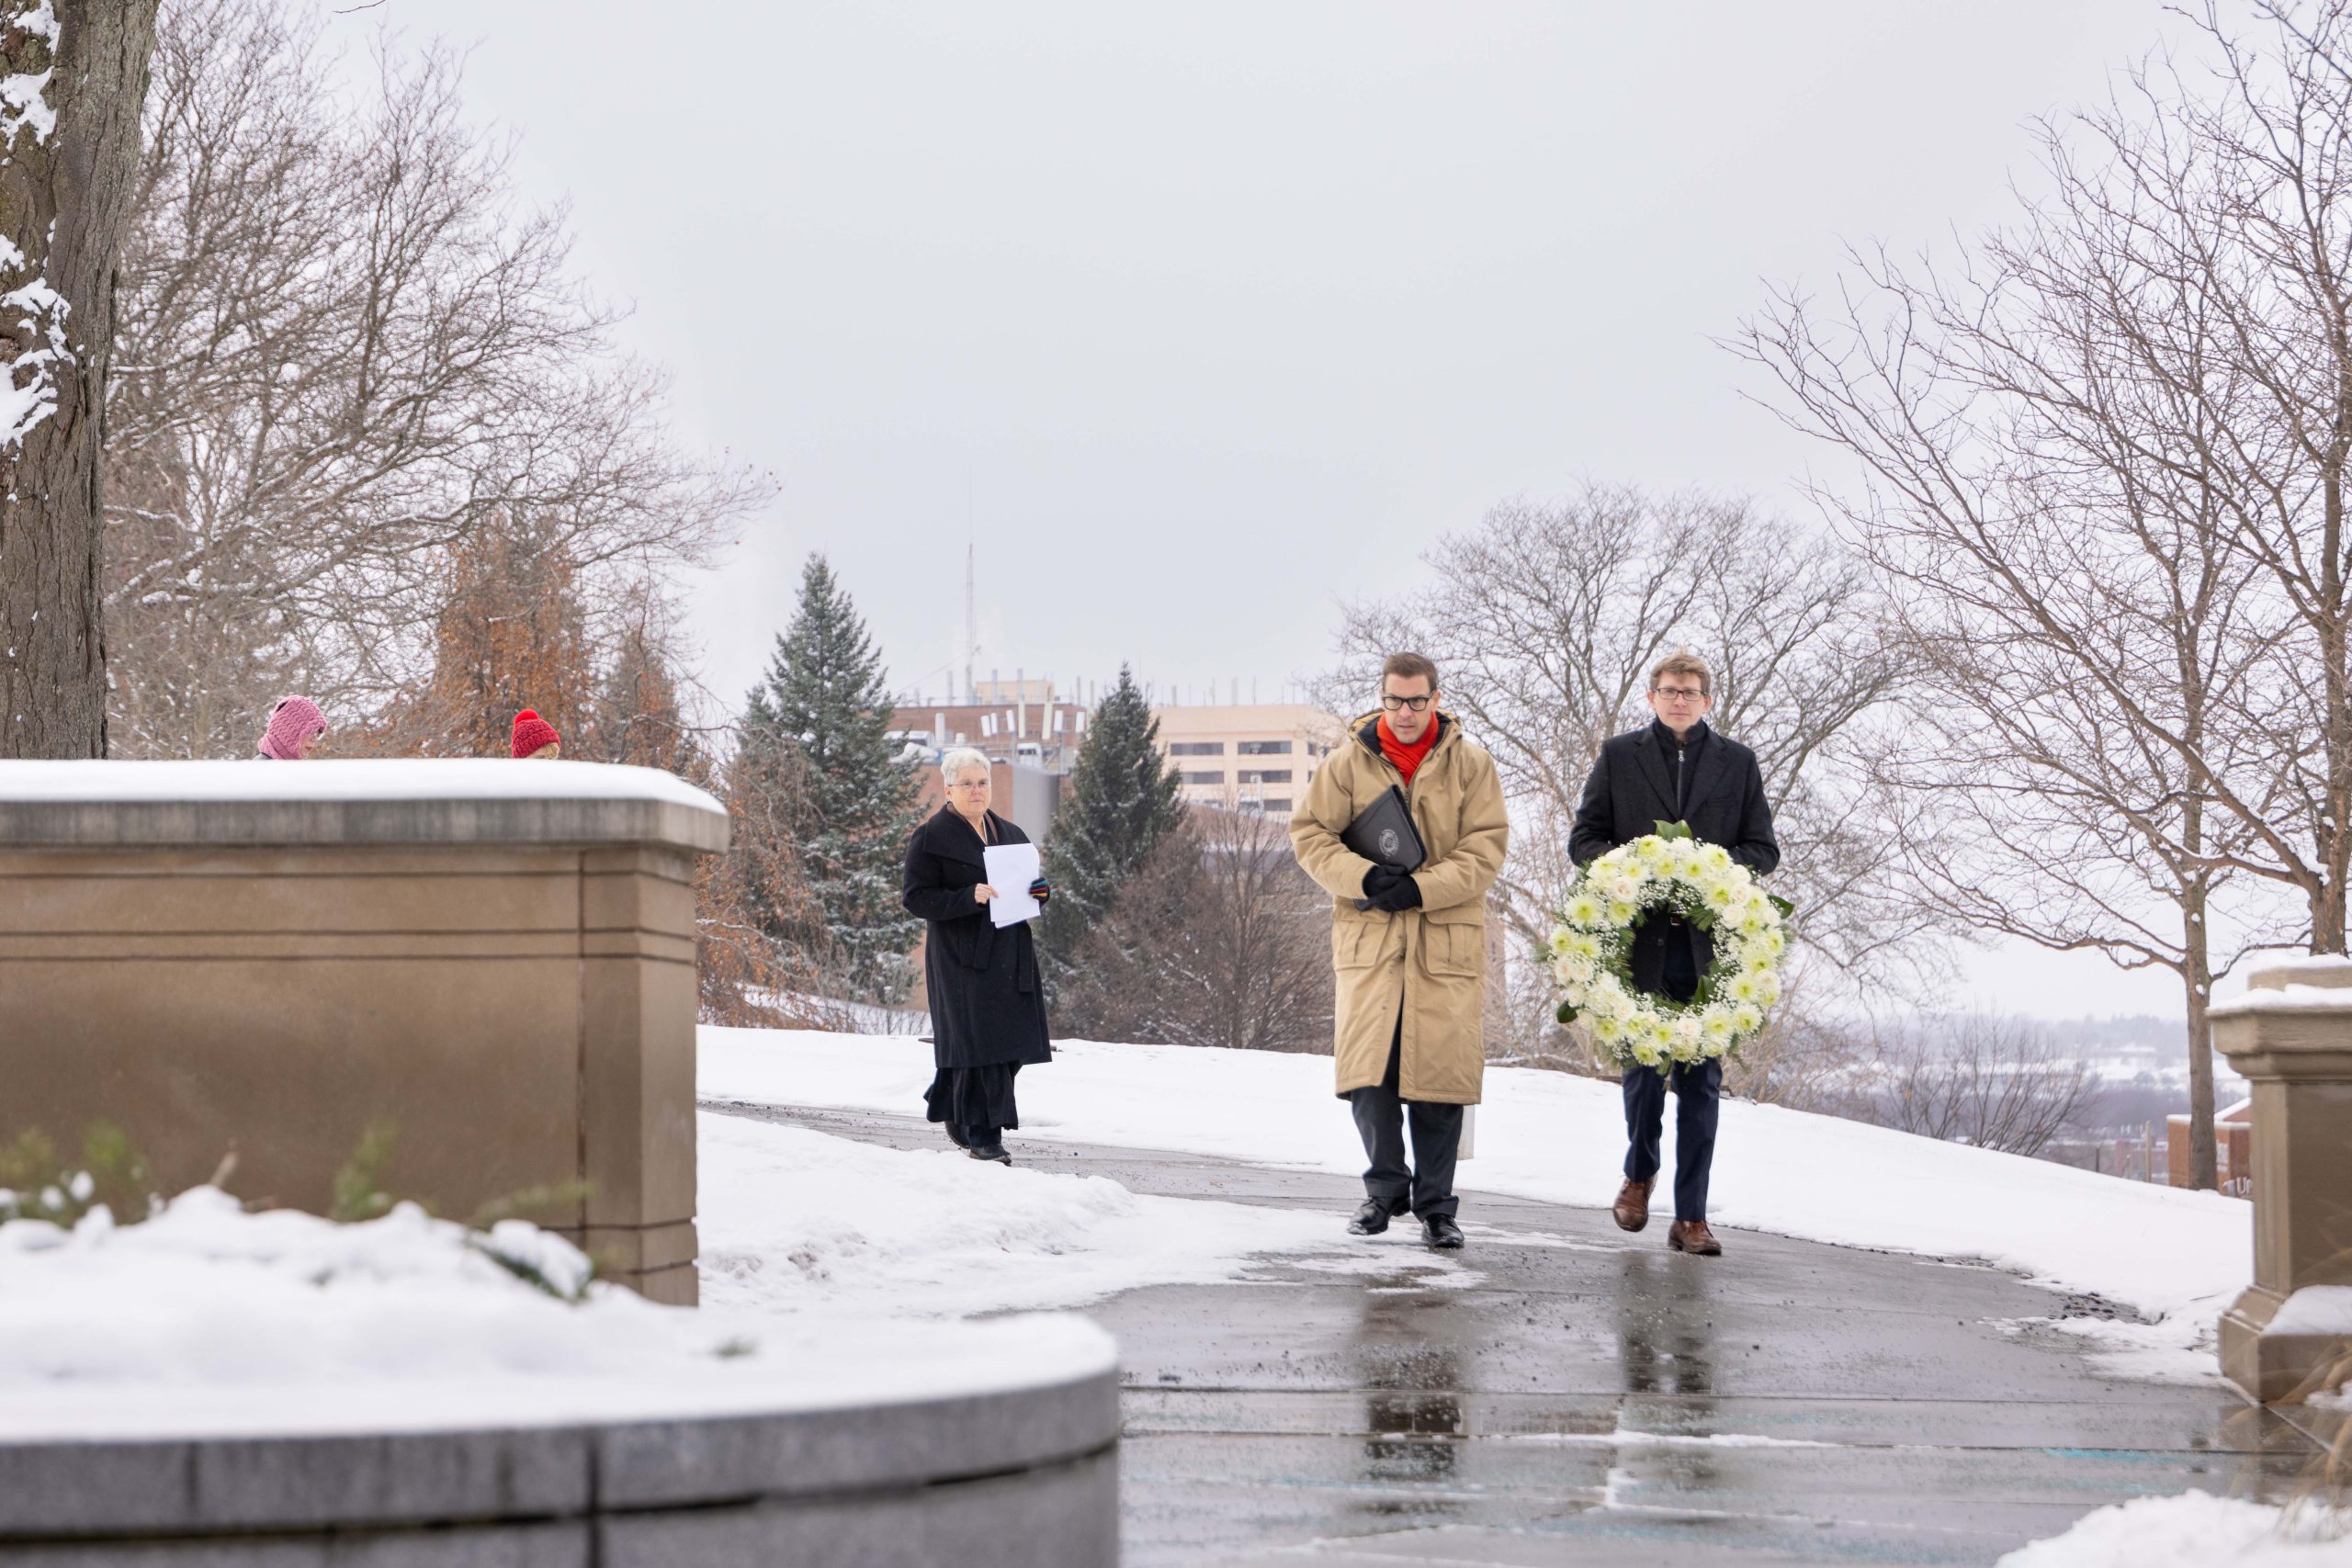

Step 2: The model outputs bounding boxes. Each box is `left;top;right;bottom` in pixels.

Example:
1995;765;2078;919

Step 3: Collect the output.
2211;954;2352;1404
0;761;727;1303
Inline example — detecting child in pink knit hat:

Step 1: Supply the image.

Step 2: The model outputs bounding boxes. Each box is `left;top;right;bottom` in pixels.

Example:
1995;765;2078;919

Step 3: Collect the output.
256;696;327;760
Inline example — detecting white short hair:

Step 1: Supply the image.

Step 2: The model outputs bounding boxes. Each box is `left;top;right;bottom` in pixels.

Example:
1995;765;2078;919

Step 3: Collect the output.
940;747;990;785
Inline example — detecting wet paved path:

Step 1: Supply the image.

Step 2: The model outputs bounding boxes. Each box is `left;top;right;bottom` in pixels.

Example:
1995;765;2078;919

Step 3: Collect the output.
704;1100;2326;1567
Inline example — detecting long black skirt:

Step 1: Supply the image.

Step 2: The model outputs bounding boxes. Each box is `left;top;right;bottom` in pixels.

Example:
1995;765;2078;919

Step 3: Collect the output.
924;1063;1021;1133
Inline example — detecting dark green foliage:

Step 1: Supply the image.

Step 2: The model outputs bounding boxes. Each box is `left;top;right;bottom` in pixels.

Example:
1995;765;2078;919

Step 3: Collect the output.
330;1119;401;1224
740;555;926;1004
0;1122;159;1226
1040;666;1185;995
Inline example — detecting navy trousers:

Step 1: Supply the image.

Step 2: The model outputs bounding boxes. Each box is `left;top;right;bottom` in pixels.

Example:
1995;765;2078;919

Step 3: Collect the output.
1351;1018;1463;1220
1620;924;1721;1223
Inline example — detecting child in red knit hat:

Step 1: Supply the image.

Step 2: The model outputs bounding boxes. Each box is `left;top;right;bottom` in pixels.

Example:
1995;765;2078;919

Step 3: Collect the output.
512;710;561;760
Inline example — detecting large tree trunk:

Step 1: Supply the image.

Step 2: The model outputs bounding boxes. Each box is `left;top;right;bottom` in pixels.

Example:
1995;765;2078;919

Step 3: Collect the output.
2181;881;2217;1191
0;0;158;758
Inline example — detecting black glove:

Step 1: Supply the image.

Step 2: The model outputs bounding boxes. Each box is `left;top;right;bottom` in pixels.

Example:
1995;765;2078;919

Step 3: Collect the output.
1362;864;1404;900
1368;873;1422;913
1028;876;1050;906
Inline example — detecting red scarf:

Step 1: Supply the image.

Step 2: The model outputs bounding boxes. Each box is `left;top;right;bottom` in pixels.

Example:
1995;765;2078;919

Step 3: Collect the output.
1377;713;1440;786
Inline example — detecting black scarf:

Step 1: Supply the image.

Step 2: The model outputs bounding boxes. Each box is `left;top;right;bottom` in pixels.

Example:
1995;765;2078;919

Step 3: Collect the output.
1650;717;1710;817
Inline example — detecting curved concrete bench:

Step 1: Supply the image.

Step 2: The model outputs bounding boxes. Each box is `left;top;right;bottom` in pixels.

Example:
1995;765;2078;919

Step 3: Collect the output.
0;1346;1119;1566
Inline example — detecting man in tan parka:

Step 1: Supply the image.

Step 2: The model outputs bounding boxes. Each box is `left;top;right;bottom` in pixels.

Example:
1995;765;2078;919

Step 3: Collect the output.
1291;652;1509;1249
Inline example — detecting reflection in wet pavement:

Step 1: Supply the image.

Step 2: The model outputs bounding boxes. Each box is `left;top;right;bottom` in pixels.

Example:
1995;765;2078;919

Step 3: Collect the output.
707;1101;2327;1568
1354;1280;1466;1519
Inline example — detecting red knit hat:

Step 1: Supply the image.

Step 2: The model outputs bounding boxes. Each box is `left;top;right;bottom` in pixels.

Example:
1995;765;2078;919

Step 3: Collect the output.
511;709;560;759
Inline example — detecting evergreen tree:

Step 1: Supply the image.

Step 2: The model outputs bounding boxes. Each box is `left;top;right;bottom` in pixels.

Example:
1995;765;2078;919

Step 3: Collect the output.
740;555;924;1004
1040;666;1185;991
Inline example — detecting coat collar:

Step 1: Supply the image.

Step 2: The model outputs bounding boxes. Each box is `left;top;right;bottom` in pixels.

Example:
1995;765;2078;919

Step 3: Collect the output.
1632;721;1726;822
927;805;1005;865
1684;728;1730;818
1632;727;1676;817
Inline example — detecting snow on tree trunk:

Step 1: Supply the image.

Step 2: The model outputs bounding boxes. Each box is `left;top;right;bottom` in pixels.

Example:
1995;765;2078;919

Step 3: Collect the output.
0;0;157;757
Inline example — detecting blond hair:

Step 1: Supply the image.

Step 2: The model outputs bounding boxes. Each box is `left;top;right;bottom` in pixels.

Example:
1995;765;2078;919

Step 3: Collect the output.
1648;651;1712;696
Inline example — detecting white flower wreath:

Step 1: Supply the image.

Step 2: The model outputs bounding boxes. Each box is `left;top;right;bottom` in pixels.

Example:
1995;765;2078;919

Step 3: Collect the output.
1547;821;1791;1069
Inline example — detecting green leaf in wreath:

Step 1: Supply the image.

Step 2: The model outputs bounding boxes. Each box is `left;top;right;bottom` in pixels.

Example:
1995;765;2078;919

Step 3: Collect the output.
1767;893;1795;918
1690;908;1715;931
1654;819;1695;840
1555;1000;1580;1026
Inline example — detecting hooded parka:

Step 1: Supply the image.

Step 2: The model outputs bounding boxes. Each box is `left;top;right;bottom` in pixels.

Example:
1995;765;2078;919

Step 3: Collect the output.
1291;712;1509;1104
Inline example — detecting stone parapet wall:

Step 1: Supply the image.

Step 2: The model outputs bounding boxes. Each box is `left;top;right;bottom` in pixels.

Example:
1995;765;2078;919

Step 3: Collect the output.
0;761;727;1303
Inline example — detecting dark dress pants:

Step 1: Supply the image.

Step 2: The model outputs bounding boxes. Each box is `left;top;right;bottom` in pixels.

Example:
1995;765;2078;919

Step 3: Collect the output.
1350;1013;1464;1220
1620;924;1722;1223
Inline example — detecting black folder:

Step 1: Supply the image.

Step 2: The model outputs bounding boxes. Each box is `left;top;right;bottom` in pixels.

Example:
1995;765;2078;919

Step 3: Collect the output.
1342;785;1427;909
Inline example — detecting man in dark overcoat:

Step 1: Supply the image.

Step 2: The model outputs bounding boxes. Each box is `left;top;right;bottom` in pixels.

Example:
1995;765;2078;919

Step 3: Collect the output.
1569;651;1778;1257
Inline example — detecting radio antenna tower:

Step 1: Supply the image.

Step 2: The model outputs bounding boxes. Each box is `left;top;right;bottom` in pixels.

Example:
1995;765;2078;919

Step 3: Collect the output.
963;514;977;705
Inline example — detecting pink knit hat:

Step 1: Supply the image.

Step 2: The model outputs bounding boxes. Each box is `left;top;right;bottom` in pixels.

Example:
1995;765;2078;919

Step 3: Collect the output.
258;696;326;760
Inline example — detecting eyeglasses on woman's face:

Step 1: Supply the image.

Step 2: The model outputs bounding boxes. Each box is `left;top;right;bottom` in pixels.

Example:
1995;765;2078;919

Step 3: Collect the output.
1379;694;1432;712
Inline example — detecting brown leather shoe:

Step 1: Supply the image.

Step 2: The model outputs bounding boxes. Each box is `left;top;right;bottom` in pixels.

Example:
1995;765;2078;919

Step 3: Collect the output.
1611;1179;1652;1233
1668;1219;1723;1257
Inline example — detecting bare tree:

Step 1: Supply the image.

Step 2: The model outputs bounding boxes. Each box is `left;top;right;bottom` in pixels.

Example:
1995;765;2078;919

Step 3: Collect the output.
1317;483;1925;1068
1058;804;1334;1053
103;0;762;756
697;726;827;1030
1862;1014;2098;1158
1728;4;2347;1185
0;0;161;756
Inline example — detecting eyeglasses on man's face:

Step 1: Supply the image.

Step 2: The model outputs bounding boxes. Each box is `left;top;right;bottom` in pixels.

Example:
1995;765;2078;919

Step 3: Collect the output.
1380;694;1432;712
1651;685;1706;703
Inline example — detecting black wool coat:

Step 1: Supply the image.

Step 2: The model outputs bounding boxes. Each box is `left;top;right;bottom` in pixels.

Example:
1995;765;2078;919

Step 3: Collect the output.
1568;723;1781;996
902;807;1052;1072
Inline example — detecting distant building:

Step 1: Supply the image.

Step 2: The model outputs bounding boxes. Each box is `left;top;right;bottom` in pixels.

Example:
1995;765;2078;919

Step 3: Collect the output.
1150;702;1348;819
2168;1098;2254;1197
888;678;1089;775
888;677;1083;844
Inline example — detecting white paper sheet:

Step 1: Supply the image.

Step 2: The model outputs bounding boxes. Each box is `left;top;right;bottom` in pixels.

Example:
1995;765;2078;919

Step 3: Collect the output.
982;842;1043;928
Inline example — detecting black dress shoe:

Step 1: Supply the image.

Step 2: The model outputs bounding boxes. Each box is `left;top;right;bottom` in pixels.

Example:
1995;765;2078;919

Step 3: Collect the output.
1421;1214;1464;1250
1348;1195;1411;1235
968;1142;1012;1165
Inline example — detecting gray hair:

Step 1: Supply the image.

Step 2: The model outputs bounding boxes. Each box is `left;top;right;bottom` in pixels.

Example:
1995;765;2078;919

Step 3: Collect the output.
940;747;990;785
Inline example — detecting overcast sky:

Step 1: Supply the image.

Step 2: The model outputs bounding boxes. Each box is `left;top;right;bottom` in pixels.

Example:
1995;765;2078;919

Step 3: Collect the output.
322;2;2215;1018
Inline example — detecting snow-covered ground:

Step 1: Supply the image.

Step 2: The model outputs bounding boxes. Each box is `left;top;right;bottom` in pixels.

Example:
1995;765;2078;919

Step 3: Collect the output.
702;1028;2256;1381
696;1111;1387;1317
0;1094;1409;1441
1996;1493;2349;1565
0;1185;1113;1439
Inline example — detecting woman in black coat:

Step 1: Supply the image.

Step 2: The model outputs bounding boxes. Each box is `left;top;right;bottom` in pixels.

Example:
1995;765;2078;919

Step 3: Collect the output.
903;747;1052;1164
